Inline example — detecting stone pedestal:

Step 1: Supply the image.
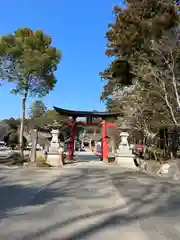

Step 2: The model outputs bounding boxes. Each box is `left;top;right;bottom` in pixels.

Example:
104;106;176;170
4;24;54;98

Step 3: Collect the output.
157;163;171;175
47;154;61;167
48;142;59;154
115;132;137;169
47;128;60;167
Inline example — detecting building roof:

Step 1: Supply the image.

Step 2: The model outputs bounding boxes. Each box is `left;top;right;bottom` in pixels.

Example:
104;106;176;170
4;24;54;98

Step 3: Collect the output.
54;107;122;118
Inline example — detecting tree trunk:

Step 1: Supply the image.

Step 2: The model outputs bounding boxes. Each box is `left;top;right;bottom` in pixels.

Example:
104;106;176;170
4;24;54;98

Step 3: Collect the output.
161;81;178;126
30;128;38;162
19;93;27;157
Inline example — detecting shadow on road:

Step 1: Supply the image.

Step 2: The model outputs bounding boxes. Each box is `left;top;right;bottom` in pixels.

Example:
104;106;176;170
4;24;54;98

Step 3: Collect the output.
76;152;100;162
1;167;180;239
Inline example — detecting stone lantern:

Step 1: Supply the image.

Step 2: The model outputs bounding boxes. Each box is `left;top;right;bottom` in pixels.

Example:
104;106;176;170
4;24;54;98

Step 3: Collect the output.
46;121;62;167
115;125;137;169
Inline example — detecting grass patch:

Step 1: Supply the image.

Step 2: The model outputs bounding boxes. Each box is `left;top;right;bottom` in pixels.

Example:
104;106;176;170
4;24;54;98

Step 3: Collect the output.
36;155;51;167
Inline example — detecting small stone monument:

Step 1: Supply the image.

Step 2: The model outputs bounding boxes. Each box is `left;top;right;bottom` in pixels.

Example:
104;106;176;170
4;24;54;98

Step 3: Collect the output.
46;121;61;167
48;129;60;154
115;130;137;169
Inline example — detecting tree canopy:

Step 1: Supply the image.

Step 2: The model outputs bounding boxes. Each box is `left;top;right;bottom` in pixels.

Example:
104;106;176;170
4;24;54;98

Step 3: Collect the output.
0;28;62;155
100;0;180;145
101;0;179;96
0;28;61;97
27;109;69;129
29;100;47;118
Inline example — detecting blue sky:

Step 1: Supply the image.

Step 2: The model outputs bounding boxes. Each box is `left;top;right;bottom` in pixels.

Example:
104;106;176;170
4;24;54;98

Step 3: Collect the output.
0;0;121;119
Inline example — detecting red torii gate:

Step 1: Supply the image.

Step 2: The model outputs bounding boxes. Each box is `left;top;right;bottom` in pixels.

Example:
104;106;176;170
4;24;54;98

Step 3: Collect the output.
54;107;121;161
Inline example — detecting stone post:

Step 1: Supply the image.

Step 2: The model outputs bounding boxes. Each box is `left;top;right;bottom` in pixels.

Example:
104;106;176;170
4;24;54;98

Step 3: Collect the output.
89;139;92;150
30;128;38;162
111;138;115;154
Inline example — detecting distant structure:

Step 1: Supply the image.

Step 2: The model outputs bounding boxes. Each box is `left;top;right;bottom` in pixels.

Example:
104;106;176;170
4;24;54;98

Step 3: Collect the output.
54;107;122;161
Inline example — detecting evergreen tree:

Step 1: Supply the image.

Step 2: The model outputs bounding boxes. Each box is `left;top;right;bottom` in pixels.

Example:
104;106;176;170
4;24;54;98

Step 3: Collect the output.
29;100;47;118
101;0;180;131
101;0;179;96
0;28;61;156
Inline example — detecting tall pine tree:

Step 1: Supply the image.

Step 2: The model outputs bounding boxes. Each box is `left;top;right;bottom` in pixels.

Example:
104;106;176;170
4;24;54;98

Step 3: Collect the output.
101;0;180;128
101;0;179;96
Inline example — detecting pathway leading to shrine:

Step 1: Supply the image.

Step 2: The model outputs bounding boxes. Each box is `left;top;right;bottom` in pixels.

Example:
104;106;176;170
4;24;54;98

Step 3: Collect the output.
0;152;180;239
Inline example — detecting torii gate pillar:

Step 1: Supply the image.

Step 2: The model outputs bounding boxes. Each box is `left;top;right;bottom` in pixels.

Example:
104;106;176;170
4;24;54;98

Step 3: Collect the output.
102;120;108;161
101;120;117;162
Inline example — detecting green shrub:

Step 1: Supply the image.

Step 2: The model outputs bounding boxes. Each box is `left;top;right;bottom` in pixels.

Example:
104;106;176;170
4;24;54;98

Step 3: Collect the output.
36;155;50;167
147;146;165;162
